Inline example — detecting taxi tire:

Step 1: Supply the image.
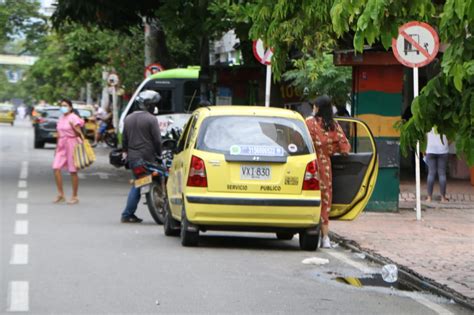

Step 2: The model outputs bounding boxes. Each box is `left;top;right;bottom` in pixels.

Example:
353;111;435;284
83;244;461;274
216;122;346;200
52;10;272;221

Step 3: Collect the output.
163;202;180;237
34;139;44;149
276;232;294;240
299;230;320;251
180;208;199;247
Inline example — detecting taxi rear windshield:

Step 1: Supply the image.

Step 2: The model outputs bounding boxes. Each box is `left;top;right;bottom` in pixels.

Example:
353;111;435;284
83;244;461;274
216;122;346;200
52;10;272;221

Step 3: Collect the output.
196;116;313;156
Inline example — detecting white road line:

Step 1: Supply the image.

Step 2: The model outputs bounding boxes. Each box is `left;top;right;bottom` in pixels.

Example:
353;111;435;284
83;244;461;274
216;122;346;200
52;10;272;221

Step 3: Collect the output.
14;221;28;235
19;168;28;180
325;250;376;274
403;292;454;315
10;244;28;265
7;281;29;312
21;161;28;168
17;191;28;199
18;180;27;188
16;204;28;214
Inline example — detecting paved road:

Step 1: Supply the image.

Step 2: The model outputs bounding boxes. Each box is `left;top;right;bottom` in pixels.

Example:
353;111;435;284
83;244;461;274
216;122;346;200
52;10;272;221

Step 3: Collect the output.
0;120;469;314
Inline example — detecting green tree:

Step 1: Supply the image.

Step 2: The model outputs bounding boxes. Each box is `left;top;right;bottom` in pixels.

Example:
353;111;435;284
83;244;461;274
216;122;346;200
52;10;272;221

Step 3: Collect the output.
0;0;48;54
283;54;352;108
249;0;474;164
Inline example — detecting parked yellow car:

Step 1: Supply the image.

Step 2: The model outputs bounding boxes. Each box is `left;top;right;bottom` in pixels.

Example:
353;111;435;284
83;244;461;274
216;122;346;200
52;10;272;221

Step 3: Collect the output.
74;104;97;140
164;106;378;250
0;103;16;125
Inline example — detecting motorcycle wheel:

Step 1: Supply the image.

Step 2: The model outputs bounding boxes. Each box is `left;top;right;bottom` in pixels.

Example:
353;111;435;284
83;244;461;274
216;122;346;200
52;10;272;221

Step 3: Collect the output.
104;133;117;148
146;181;166;224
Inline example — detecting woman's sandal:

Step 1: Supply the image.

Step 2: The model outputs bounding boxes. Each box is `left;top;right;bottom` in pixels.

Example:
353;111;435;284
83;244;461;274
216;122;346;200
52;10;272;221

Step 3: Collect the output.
53;195;66;203
67;197;79;205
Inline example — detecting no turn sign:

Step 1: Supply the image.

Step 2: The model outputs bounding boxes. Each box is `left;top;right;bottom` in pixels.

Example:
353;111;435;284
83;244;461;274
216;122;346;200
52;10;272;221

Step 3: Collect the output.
392;21;439;68
252;39;273;65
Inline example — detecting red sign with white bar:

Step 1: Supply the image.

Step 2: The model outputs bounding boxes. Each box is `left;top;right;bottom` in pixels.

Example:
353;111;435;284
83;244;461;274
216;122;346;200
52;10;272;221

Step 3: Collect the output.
392;21;439;68
252;39;273;65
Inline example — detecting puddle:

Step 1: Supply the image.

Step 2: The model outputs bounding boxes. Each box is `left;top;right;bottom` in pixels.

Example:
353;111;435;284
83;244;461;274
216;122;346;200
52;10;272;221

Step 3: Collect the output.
333;273;416;292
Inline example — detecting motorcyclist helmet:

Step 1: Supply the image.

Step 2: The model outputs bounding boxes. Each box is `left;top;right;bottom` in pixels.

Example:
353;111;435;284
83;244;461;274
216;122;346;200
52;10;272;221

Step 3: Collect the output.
136;90;161;113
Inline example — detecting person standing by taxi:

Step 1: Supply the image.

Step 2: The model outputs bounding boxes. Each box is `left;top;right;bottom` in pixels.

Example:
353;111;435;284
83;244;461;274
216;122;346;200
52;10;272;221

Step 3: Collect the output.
305;95;351;248
121;90;163;223
52;99;84;204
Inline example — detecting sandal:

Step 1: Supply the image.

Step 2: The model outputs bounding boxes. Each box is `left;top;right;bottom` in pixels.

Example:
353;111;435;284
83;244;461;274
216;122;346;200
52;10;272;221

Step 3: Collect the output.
53;195;66;203
67;197;79;205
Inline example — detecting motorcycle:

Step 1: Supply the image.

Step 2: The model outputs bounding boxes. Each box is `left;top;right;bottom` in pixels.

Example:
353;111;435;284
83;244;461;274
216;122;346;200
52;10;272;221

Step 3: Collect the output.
131;138;177;224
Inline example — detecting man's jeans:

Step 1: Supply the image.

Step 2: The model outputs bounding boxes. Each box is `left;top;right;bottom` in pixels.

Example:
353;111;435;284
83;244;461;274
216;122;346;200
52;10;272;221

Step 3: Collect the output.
122;159;144;219
122;185;141;218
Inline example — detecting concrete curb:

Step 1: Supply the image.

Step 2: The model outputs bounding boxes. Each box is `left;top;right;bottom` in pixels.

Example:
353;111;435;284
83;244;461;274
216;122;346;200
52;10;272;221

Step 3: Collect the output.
330;232;474;311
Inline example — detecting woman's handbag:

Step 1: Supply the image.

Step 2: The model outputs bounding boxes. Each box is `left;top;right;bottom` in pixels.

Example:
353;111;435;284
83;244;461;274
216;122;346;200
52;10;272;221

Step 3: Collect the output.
73;138;96;169
72;123;96;169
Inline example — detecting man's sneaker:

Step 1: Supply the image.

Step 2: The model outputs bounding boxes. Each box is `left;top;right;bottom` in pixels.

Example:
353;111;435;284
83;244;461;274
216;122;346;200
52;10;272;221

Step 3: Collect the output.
321;236;332;248
121;215;143;223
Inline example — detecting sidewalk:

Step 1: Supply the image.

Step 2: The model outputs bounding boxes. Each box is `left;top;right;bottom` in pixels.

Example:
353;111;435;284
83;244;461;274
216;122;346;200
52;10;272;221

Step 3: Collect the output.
331;179;474;305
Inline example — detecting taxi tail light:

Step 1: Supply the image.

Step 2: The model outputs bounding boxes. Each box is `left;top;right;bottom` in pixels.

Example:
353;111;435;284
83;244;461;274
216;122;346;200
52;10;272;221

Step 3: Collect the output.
187;155;207;187
302;160;320;190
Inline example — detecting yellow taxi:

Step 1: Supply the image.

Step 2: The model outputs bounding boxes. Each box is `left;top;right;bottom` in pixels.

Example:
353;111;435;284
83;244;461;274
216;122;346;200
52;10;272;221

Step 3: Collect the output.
164;106;378;250
0;103;16;125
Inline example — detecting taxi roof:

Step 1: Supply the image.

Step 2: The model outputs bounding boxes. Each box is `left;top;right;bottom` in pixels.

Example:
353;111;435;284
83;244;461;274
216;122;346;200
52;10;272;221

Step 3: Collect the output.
196;106;303;120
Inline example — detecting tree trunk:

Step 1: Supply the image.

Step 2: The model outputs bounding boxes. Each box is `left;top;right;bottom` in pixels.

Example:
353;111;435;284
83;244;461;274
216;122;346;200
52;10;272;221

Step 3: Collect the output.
144;19;174;69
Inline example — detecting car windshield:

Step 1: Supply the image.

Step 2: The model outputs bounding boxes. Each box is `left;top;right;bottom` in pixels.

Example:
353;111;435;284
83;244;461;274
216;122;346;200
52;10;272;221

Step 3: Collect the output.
0;105;13;112
43;109;61;118
196;116;313;156
77;109;92;118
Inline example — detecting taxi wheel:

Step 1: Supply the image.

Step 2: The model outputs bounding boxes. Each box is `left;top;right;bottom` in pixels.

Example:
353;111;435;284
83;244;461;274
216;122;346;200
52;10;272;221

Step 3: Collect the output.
276;232;294;240
299;231;320;251
180;208;199;247
163;201;180;237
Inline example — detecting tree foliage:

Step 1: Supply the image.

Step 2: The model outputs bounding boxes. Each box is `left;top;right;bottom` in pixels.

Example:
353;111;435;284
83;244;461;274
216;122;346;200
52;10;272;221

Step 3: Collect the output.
0;0;48;54
283;54;352;107
249;0;474;164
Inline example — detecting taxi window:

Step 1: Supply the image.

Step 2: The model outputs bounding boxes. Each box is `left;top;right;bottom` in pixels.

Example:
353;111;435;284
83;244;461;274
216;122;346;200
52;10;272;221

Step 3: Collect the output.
196;116;313;156
176;116;195;153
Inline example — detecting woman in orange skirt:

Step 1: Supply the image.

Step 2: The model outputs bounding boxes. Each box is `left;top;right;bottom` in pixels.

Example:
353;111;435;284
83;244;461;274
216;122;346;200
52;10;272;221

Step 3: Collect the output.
305;96;351;248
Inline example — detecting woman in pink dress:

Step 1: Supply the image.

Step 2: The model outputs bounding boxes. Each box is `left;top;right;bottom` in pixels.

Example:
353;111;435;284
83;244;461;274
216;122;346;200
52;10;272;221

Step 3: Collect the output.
52;99;84;204
305;96;351;248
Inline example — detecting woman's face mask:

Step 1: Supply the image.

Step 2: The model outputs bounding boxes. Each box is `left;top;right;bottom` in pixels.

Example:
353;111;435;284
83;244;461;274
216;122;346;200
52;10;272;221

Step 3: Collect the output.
60;106;70;114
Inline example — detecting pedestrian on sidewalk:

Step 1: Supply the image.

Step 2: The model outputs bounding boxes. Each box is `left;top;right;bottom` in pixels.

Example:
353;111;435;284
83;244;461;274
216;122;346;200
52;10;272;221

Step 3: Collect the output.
52;99;84;205
425;127;449;202
305;95;351;248
121;90;162;223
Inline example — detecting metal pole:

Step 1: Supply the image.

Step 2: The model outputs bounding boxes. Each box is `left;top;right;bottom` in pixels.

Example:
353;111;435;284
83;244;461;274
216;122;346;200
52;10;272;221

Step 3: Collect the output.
112;87;118;130
265;64;271;107
414;67;421;221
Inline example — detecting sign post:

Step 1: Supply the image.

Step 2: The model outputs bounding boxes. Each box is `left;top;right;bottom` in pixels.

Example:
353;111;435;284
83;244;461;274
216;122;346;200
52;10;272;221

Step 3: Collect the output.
252;39;273;107
144;63;164;78
392;21;439;221
107;73;120;130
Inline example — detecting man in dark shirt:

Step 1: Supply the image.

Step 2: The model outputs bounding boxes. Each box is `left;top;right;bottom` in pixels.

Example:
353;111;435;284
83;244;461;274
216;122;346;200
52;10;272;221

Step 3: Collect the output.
121;90;162;223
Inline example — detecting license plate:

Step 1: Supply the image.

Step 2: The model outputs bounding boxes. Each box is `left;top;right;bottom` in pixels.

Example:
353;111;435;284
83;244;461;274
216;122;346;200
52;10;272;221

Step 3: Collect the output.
240;165;271;180
134;175;152;188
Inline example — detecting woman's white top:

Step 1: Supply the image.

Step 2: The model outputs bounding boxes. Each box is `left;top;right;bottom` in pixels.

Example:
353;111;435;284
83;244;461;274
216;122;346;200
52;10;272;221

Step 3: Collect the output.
426;129;449;154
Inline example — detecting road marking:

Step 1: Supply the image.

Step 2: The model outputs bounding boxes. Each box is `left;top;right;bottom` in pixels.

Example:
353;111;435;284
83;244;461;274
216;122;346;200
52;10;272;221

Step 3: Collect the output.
19;161;28;178
403;292;454;315
18;180;27;188
78;173;85;180
10;244;28;265
14;221;28;235
16;204;28;214
17;191;28;199
7;281;29;312
325;250;376;274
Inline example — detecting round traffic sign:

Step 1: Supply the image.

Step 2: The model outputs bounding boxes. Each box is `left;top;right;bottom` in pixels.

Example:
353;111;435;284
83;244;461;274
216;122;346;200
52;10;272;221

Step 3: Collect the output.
144;63;165;78
107;73;120;86
252;39;273;65
392;21;439;68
